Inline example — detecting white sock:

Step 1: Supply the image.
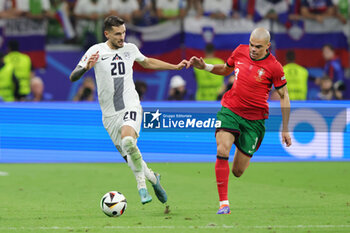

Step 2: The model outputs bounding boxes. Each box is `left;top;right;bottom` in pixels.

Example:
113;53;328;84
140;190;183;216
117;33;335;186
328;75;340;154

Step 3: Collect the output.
142;160;157;185
122;136;143;171
220;200;229;206
121;136;147;190
126;155;146;190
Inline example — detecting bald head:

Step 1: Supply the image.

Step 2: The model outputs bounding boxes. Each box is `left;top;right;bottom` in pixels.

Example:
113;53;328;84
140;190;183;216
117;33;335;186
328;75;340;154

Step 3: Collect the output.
31;76;44;97
250;28;270;44
249;28;271;60
31;76;43;86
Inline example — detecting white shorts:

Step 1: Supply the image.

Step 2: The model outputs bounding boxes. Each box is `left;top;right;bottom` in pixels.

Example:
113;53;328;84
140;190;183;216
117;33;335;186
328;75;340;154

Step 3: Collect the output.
102;105;142;156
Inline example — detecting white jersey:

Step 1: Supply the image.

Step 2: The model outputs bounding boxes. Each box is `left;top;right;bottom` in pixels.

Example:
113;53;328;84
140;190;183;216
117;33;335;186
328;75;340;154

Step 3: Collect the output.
78;42;146;117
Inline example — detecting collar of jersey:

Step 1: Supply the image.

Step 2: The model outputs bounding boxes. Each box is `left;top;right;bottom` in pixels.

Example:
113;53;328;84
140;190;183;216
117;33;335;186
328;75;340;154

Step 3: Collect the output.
250;50;270;61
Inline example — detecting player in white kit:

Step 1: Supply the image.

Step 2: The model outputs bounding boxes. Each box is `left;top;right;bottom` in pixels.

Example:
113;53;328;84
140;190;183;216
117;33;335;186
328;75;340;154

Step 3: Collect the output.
69;16;190;205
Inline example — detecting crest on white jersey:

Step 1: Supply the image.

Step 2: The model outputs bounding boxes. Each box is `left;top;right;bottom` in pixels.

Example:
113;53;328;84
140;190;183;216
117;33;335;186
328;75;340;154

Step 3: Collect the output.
124;52;131;60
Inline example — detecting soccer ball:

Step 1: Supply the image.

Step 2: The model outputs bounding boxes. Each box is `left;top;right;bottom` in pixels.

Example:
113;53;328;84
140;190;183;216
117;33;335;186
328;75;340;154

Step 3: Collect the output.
100;191;127;217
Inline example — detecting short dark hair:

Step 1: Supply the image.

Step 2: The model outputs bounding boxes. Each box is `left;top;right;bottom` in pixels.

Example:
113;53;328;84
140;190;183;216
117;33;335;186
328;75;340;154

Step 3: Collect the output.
286;50;295;62
205;43;215;54
8;40;19;51
322;44;334;51
321;75;332;82
104;16;125;31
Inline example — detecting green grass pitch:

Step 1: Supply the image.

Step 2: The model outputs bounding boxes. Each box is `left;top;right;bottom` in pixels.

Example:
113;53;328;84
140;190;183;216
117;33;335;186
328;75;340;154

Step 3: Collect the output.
0;162;349;233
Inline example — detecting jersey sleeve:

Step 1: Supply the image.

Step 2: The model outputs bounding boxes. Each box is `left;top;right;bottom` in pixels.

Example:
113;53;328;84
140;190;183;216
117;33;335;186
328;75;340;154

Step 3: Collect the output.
131;0;140;11
41;0;50;11
78;45;99;68
272;61;287;89
132;44;146;62
226;45;241;67
73;0;84;14
16;0;29;11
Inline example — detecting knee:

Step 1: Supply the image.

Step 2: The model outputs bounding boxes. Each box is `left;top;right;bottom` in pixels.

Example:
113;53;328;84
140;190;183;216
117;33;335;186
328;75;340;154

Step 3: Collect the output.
232;167;244;178
217;143;231;157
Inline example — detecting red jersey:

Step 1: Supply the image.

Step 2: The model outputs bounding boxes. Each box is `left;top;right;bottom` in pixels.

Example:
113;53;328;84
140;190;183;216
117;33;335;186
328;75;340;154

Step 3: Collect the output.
222;44;287;120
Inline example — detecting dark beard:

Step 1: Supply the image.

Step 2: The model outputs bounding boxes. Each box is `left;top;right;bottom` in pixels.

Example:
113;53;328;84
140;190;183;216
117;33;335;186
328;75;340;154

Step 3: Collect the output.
110;41;123;49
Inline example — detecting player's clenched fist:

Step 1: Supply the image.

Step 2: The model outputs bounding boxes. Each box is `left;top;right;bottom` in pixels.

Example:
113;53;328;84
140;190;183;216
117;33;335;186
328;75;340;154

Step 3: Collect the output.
282;132;292;147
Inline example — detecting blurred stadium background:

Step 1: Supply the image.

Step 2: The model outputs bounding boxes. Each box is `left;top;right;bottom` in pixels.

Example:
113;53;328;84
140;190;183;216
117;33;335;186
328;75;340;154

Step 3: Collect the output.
0;0;349;162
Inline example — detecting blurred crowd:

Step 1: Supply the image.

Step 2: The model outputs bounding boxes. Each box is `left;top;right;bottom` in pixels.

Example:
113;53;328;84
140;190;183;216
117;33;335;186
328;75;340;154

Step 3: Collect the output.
0;0;349;102
270;44;347;101
0;40;52;102
0;0;349;43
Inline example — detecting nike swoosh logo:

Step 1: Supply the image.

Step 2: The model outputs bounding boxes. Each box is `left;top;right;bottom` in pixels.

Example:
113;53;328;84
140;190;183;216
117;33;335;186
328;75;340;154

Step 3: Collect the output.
237;62;243;64
101;57;109;60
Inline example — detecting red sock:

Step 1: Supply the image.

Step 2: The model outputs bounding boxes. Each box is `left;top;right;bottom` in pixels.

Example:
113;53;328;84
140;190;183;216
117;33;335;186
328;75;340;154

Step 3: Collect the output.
215;156;230;201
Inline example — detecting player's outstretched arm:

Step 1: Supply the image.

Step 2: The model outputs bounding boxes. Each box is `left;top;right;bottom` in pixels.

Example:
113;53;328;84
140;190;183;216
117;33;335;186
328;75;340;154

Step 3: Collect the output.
69;51;99;82
69;65;88;82
189;56;233;76
277;85;292;147
138;58;190;70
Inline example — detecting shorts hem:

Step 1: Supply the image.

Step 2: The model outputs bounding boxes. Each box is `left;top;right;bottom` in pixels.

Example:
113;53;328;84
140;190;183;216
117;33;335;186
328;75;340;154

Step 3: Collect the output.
234;143;253;158
215;128;241;138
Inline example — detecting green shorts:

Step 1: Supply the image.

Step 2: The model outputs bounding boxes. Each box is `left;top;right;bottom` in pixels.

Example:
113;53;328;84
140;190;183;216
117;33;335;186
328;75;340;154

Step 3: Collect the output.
216;107;265;157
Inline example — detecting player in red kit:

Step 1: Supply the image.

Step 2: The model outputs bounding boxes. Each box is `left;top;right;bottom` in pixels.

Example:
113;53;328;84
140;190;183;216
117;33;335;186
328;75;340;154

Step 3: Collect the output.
190;28;292;214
